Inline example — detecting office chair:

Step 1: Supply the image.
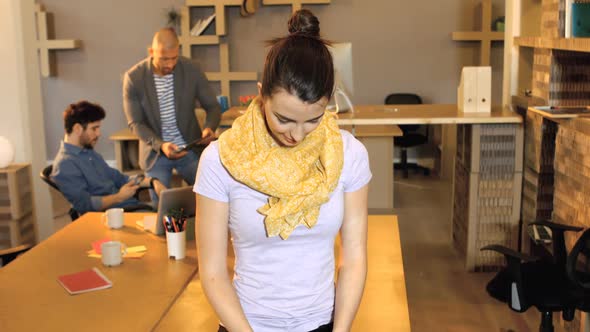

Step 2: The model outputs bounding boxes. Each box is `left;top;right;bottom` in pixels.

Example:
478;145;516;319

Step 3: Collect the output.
481;220;590;332
384;93;430;178
40;165;154;222
0;244;32;266
41;165;80;221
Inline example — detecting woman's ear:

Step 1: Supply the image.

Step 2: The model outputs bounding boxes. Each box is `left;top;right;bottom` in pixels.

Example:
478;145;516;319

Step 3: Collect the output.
257;82;262;97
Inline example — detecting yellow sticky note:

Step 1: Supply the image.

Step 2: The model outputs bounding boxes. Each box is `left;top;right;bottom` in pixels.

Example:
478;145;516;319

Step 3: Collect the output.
124;252;145;259
127;245;147;253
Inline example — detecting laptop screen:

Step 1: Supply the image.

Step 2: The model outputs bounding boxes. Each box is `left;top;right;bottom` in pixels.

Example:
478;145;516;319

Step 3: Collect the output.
154;186;196;235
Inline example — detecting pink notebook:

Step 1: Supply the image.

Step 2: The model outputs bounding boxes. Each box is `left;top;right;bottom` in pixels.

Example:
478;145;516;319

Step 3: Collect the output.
57;267;112;295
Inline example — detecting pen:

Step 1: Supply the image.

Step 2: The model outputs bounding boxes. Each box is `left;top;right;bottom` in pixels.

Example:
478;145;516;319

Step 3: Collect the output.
164;216;174;233
162;216;169;233
171;216;179;233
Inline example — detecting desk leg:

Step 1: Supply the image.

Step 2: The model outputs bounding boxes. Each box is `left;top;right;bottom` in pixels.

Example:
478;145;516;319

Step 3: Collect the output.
359;136;394;213
452;124;523;271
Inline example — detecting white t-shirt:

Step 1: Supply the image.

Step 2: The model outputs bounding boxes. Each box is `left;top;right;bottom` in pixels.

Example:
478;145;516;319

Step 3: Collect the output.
194;130;372;332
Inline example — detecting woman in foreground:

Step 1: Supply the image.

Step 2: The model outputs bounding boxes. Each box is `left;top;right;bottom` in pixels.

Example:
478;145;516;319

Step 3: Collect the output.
194;9;371;332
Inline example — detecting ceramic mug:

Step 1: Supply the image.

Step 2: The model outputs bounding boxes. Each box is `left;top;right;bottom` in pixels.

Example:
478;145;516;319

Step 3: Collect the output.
101;241;127;267
102;208;124;229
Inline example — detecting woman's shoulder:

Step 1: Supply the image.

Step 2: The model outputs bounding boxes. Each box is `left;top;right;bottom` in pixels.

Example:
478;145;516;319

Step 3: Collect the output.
200;141;222;166
339;129;367;155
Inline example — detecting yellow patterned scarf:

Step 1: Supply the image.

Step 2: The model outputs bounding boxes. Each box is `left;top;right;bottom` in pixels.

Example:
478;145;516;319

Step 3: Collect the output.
218;98;343;240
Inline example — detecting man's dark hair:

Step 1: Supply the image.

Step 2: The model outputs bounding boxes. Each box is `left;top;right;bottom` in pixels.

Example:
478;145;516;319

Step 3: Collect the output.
63;101;106;134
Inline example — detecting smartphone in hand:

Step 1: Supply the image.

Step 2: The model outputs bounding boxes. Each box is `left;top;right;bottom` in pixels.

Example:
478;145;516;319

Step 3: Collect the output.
175;138;205;153
132;174;145;186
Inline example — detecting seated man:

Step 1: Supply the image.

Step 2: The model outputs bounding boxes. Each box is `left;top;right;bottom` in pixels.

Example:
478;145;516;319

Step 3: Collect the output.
51;101;166;215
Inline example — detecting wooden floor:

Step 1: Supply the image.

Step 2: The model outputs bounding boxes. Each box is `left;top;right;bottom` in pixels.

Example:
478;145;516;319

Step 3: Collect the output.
50;174;562;331
392;173;555;332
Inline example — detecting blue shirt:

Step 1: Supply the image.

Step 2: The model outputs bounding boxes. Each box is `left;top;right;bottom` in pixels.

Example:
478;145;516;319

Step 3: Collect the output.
51;141;141;214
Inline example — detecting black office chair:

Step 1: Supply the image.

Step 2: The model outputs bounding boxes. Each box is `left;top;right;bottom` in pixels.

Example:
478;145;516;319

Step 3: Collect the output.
41;165;80;221
482;220;590;332
40;165;154;222
0;244;32;266
384;93;430;178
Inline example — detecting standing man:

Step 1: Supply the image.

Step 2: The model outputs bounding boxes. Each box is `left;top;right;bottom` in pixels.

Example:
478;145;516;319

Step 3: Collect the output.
123;28;221;197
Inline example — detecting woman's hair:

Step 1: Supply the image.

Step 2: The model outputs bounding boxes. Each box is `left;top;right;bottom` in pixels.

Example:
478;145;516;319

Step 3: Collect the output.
63;101;106;134
261;9;334;103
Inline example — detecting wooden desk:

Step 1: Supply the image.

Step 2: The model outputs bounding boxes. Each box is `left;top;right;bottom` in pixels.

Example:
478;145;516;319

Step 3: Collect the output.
155;215;410;332
335;104;522;125
0;212;197;332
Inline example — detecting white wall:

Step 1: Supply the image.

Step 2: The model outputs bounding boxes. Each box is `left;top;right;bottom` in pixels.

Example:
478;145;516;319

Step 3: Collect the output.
38;0;507;160
0;0;27;160
0;0;54;241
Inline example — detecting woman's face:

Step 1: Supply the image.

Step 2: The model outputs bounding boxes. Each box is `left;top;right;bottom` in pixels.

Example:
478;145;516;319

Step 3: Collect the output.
261;89;328;147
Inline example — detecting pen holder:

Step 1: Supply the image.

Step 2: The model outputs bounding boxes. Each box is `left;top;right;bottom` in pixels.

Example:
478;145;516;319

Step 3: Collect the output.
165;230;186;260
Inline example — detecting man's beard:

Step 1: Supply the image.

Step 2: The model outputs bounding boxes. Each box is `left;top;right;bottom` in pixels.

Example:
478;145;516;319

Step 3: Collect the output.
80;136;96;149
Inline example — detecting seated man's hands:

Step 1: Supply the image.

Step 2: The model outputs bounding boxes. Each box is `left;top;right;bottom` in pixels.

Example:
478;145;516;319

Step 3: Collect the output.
117;181;140;202
161;142;188;160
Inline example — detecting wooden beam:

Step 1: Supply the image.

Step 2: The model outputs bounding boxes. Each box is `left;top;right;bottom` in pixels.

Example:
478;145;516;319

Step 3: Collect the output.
205;43;257;98
451;0;504;66
34;5;80;77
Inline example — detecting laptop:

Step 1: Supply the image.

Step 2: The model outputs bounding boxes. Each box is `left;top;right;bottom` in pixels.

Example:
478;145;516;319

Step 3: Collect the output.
154;186;196;235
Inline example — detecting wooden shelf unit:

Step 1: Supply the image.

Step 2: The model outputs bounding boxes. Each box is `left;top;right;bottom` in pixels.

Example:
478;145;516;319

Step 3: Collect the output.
506;2;590;330
0;164;37;248
509;1;590;107
514;36;590;53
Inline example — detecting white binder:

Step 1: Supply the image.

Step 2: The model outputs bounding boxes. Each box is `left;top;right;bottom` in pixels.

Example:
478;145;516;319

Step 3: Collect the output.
457;66;491;113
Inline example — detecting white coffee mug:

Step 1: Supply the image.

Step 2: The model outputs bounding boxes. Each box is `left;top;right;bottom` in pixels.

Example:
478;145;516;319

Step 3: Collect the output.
102;208;124;229
101;241;126;267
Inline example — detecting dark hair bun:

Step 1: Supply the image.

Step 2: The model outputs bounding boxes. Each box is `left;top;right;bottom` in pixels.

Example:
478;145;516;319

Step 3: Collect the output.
288;9;320;38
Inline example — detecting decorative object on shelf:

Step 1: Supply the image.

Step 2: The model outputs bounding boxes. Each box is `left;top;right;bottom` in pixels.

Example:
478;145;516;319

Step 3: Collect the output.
493;16;505;32
241;0;259;16
217;95;230;112
262;0;330;14
238;95;257;107
165;7;182;33
452;0;504;66
457;67;492;113
572;1;590;37
178;7;220;58
0;136;15;168
34;4;81;77
186;0;244;36
190;13;216;36
205;43;257;98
